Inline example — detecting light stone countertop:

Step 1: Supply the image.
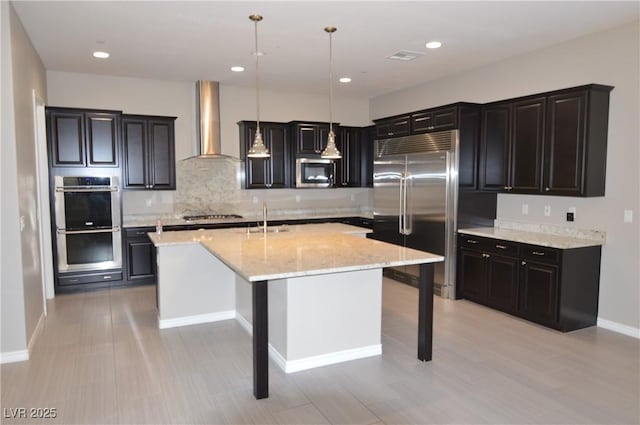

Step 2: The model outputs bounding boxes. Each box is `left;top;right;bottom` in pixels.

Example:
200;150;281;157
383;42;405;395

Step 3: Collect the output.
458;227;604;249
148;223;442;282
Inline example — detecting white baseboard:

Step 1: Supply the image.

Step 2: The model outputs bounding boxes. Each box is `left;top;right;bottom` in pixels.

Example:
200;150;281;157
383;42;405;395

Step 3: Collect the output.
235;313;253;335
28;312;46;353
275;344;382;374
597;318;640;339
158;310;235;329
0;350;29;364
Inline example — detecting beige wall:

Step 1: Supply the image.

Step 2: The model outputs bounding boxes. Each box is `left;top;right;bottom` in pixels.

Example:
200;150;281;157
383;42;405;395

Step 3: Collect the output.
371;22;640;331
1;1;47;356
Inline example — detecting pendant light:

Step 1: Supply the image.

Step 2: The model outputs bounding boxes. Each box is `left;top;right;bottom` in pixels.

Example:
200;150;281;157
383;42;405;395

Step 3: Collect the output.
321;26;342;159
247;14;270;158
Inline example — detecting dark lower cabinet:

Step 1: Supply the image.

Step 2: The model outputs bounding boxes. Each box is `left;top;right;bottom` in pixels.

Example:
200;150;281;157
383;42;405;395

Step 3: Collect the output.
457;234;601;331
519;261;558;326
124;227;156;285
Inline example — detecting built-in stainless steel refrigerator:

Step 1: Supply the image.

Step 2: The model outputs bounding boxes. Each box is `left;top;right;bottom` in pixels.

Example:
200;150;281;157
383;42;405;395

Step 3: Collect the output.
371;130;496;299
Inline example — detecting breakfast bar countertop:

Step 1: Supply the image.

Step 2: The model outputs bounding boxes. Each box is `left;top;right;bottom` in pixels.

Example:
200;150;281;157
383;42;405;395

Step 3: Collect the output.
148;223;442;282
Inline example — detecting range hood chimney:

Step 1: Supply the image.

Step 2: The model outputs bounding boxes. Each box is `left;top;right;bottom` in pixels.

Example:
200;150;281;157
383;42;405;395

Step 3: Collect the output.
191;80;237;159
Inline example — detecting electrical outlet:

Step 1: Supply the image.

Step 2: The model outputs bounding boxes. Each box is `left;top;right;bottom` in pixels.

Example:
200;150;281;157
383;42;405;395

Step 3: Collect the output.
624;210;633;223
350;193;356;202
522;204;529;215
252;196;258;204
295;195;301;203
544;205;551;217
20;215;26;232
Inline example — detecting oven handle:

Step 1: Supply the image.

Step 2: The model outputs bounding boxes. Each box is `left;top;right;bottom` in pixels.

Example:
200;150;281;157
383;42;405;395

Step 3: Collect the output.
55;186;119;193
57;226;121;235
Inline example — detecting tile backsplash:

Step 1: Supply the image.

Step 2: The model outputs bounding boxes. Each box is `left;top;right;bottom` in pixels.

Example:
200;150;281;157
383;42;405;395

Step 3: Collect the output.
123;157;372;220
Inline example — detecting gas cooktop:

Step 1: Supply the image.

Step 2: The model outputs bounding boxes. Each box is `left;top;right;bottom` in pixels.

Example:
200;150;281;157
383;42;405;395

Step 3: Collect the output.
183;214;243;222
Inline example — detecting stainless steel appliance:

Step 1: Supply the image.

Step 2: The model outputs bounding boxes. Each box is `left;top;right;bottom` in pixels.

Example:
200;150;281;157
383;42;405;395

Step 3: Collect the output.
296;158;335;188
372;130;497;298
54;176;121;273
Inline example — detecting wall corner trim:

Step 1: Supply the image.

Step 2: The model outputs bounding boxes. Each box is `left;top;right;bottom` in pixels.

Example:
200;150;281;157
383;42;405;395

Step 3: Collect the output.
0;350;29;364
597;318;640;339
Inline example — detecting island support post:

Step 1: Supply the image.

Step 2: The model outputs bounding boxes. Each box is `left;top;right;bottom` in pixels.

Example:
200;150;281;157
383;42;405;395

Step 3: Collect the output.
252;280;269;399
418;263;434;361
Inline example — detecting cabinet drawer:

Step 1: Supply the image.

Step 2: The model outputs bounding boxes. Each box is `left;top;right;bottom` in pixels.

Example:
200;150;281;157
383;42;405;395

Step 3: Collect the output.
458;235;491;251
521;245;560;264
58;271;123;286
125;227;155;239
485;239;519;257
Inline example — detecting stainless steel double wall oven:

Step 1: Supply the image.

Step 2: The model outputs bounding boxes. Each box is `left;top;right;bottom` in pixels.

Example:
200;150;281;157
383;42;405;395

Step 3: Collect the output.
54;176;122;284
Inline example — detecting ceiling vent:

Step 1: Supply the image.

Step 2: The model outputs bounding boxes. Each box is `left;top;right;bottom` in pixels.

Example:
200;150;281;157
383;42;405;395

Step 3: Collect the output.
387;50;424;61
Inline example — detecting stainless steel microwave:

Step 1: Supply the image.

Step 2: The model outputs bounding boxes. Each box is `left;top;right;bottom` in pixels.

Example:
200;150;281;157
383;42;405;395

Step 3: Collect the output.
295;158;335;188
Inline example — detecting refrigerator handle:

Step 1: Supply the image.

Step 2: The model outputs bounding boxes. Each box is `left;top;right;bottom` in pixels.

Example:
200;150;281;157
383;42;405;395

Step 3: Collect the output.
398;173;405;235
404;172;411;235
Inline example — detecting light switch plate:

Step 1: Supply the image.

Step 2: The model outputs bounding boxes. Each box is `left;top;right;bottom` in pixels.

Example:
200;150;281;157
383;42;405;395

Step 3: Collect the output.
624;210;633;223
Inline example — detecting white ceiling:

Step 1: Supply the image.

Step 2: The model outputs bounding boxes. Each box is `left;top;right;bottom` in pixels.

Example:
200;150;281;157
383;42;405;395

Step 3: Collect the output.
12;1;640;98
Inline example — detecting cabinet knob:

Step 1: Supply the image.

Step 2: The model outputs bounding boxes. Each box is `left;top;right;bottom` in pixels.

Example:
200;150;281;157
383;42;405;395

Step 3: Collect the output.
545;187;550;191
521;261;527;266
466;239;477;244
482;253;490;258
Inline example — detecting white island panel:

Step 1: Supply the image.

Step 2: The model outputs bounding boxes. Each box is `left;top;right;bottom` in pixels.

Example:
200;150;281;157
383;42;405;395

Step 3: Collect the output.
157;244;235;329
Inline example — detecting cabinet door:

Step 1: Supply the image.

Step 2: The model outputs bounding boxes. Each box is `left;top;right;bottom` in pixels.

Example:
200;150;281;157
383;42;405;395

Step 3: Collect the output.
361;126;375;187
479;104;510;191
510;98;544;193
458;107;480;190
148;119;175;189
432;107;457;131
519;261;559;326
294;124;321;154
264;124;289;188
411;111;433;133
48;110;85;167
544;91;587;196
458;249;487;302
122;118;148;188
376;116;410;138
127;240;156;280
86;112;119;167
486;254;519;313
335;127;361;187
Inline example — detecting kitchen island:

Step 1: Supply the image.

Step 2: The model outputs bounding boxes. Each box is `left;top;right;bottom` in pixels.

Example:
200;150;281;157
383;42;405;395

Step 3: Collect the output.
148;223;443;399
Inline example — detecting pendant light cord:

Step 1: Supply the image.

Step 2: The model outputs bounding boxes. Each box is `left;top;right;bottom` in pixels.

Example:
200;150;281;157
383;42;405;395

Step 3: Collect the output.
328;30;333;134
254;18;260;135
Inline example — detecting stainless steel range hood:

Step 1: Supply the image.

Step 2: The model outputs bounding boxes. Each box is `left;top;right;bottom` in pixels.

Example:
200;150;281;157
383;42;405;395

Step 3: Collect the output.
187;80;238;160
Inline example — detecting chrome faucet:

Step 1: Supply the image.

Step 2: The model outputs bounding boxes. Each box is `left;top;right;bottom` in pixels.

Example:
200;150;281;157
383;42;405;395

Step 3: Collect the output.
262;201;268;233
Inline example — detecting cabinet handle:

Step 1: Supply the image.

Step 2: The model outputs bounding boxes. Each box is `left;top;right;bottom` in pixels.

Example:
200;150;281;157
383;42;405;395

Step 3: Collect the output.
135;231;147;236
532;251;545;256
466;239;478;244
521;261;527;266
103;275;112;280
496;244;507;249
388;132;394;136
414;117;428;122
397;121;408;125
427;125;435;130
483;253;490;258
545;187;550;191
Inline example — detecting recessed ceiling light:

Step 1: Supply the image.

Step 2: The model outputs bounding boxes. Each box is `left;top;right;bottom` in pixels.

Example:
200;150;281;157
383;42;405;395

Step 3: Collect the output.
425;41;442;49
93;51;110;59
231;66;245;72
339;77;351;83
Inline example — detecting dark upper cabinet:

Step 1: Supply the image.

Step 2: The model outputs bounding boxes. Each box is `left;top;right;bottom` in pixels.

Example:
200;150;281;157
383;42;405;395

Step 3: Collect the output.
290;121;332;155
479;84;612;196
479;103;511;191
457;105;481;190
122;115;176;190
456;234;602;332
239;121;290;189
544;86;611;196
334;127;362;187
411;107;457;134
47;107;120;168
510;98;545;193
374;115;410;138
361;126;375;187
